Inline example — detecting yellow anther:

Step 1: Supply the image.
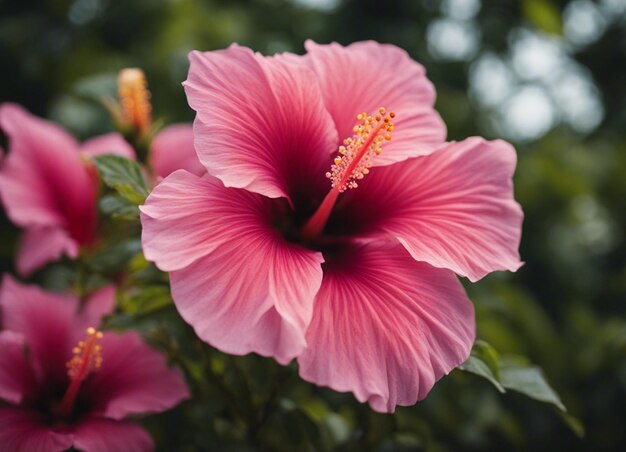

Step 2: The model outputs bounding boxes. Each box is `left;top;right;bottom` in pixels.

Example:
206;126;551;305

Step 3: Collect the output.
58;326;105;419
301;108;396;241
67;327;104;382
326;107;396;193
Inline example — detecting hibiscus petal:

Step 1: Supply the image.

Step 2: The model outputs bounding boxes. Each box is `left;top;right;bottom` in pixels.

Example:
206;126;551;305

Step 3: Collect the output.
73;418;153;452
149;123;205;179
81;133;136;159
0;408;73;451
16;226;79;276
141;171;324;363
0;103;97;245
77;285;117;330
0;274;78;386
82;331;189;420
297;243;475;413
184;45;338;201
304;40;446;164
0;331;38;405
337;137;523;282
140;170;264;272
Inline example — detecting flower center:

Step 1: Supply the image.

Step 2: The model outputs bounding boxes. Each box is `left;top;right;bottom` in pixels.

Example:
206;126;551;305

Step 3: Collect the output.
57;327;103;419
301;108;395;241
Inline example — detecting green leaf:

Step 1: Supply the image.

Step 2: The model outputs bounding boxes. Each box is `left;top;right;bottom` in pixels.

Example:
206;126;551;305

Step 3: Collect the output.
557;410;586;438
100;194;140;220
73;72;118;101
459;340;506;393
119;285;173;316
499;357;566;411
92;155;149;204
88;239;143;273
458;343;583;435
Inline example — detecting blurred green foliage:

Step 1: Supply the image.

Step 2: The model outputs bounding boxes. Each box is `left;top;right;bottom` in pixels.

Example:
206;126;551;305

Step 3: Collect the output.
1;0;625;450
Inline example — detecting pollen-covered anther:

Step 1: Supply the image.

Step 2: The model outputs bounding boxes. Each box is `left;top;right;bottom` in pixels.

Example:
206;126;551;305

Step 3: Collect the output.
58;327;104;418
326;107;395;193
67;327;104;381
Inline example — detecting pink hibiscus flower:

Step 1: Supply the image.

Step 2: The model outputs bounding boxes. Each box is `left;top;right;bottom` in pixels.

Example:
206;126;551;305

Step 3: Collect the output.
0;104;201;276
0;103;134;276
0;275;189;451
140;41;523;412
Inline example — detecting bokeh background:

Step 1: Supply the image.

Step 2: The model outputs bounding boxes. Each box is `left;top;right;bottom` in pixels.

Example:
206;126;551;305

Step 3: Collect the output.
1;0;625;450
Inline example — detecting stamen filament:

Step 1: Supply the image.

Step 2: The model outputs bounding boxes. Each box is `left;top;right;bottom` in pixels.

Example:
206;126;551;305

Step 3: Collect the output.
301;108;395;241
58;327;103;419
338;121;386;189
300;189;340;242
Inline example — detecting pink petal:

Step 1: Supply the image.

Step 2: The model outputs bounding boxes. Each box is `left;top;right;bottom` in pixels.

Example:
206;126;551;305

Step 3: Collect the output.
16;226;79;276
0;408;73;451
0;103;97;246
337;137;524;282
140;170;254;272
0;331;38;405
73;418;153;452
297;243;475;413
77;285;117;329
304;40;446;164
82;331;189;419
150;123;204;179
140;171;324;363
81;133;136;159
184;45;338;200
0;274;78;386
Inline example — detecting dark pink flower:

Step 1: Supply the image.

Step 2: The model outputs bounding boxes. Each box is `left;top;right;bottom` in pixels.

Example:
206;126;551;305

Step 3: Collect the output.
0;104;134;276
140;41;523;412
0;275;189;451
0;104;202;276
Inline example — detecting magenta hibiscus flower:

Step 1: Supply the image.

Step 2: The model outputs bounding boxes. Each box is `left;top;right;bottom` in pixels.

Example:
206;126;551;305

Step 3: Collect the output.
140;41;523;412
0;275;189;451
0;104;202;276
0;104;134;276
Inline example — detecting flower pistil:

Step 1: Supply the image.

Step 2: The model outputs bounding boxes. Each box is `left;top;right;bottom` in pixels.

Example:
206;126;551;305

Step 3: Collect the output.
301;108;395;240
57;327;103;418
